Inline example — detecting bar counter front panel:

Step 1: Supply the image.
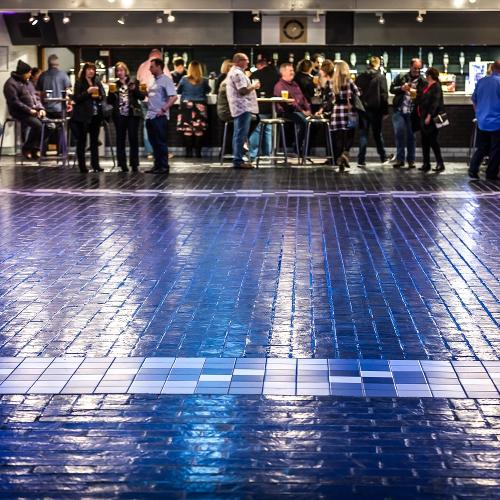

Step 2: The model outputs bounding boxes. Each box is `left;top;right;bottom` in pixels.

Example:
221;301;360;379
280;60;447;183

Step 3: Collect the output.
103;97;475;153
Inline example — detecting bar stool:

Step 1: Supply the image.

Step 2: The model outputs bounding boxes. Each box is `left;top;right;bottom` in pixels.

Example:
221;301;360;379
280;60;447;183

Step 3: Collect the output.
39;118;69;167
219;120;233;165
468;118;478;165
0;117;26;163
103;119;117;170
302;117;335;166
255;118;289;168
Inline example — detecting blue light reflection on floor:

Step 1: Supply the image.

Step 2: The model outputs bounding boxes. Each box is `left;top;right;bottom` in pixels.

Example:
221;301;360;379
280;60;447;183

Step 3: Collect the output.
0;191;497;361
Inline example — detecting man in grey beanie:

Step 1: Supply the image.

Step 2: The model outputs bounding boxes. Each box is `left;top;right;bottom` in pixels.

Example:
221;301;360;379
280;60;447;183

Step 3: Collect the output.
3;59;46;159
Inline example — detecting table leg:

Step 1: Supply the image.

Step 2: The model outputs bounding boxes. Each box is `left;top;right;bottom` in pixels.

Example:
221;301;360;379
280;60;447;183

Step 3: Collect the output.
272;102;278;164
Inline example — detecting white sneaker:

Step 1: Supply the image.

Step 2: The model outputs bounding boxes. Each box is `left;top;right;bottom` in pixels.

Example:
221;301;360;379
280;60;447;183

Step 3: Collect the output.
382;154;396;165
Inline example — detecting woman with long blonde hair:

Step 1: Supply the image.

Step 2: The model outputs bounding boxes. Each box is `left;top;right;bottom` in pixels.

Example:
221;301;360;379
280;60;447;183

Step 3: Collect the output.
107;61;146;172
177;60;211;157
214;59;232;95
329;60;361;170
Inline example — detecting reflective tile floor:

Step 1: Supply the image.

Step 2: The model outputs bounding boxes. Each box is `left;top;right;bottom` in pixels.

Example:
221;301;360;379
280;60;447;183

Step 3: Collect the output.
0;159;499;497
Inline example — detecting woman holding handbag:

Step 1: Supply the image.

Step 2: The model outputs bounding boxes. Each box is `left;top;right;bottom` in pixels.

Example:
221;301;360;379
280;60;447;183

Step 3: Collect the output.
417;67;446;172
70;62;105;173
107;62;146;172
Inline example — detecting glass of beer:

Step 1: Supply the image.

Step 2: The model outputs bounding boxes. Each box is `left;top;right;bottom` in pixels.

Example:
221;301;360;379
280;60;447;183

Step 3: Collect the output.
91;87;99;98
140;82;147;93
108;81;117;93
313;75;319;86
281;90;289;99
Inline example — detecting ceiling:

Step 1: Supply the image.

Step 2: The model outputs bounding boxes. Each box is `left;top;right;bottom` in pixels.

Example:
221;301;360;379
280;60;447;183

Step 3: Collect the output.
0;0;498;12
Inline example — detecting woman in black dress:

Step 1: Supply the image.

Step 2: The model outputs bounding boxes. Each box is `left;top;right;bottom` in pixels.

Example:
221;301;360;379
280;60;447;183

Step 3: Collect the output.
417;67;446;172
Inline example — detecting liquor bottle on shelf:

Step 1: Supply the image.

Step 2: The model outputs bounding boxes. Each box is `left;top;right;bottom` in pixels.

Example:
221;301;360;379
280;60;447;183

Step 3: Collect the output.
459;52;465;74
443;53;449;73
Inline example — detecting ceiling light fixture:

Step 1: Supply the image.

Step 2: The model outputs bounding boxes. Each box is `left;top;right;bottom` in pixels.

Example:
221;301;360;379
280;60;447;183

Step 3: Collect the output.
376;13;385;25
29;12;39;26
62;13;71;24
312;10;322;23
117;16;125;25
165;10;175;23
156;14;163;24
416;10;426;22
252;11;261;23
41;11;50;23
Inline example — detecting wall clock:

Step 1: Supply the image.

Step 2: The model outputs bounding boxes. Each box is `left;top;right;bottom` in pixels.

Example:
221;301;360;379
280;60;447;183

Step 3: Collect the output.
279;17;307;44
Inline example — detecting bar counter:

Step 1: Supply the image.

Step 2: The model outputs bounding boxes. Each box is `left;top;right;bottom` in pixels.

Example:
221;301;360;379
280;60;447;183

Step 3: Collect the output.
106;93;475;154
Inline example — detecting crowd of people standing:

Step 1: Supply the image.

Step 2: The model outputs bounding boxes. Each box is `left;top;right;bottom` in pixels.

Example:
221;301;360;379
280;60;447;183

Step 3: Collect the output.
2;49;499;180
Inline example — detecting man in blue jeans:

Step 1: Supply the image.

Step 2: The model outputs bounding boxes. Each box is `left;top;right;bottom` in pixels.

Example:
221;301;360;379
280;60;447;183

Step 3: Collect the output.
144;58;177;174
469;60;500;181
226;53;261;169
390;58;426;168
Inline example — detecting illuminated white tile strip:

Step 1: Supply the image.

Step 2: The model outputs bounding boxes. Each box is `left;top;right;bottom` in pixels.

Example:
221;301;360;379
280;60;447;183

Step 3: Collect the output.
0;358;499;398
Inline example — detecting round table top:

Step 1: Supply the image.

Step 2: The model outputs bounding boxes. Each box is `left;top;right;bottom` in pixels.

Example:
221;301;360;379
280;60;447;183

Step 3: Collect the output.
43;97;69;102
256;97;295;103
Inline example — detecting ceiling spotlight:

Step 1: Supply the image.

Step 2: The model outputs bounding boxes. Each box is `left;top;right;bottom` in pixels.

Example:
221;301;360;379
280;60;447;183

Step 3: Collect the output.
156;14;163;24
117;16;125;25
252;11;261;23
416;10;426;22
165;10;175;23
312;10;322;23
107;0;116;3
376;13;385;25
41;11;50;23
468;0;477;3
29;12;39;26
62;13;71;24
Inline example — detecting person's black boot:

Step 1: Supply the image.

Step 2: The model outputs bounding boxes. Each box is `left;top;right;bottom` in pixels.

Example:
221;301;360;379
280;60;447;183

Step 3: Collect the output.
194;136;203;158
418;164;431;172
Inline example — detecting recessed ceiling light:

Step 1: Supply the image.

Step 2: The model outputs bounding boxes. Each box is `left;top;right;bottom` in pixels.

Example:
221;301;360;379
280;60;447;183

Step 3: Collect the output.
117;16;125;25
62;13;71;24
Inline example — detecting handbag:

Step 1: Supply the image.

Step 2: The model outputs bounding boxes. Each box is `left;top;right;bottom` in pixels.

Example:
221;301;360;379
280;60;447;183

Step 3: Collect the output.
433;112;449;129
102;102;114;120
350;93;366;114
346;83;362;129
347;112;358;129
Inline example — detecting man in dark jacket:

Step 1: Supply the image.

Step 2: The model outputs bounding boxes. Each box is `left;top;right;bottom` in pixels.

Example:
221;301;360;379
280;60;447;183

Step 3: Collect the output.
3;60;46;159
390;58;427;168
355;56;390;166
